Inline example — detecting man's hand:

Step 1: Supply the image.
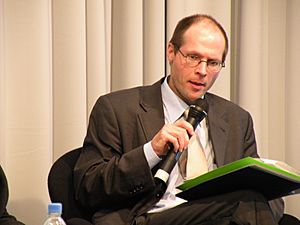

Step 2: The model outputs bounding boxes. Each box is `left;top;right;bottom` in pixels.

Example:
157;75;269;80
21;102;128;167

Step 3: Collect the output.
151;120;194;156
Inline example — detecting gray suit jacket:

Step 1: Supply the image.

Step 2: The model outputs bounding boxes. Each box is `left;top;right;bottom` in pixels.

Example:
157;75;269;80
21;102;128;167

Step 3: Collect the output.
74;78;283;225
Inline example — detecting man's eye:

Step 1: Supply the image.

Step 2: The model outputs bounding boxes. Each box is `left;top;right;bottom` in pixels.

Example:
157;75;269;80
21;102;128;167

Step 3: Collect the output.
188;55;199;60
208;61;220;66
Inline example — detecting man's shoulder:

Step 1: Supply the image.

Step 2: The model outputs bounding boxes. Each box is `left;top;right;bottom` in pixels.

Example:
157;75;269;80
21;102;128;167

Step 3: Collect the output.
104;78;162;99
206;92;250;116
205;92;233;106
93;78;163;108
103;80;161;96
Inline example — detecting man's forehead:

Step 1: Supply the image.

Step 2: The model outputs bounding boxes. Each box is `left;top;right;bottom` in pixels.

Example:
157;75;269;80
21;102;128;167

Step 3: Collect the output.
182;21;225;45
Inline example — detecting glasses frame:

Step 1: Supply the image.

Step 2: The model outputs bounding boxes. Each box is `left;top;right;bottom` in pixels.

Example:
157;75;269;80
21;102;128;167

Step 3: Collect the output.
176;47;225;73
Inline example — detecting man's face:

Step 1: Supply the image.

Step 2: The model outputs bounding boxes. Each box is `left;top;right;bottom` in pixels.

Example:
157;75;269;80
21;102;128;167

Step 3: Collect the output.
167;21;226;104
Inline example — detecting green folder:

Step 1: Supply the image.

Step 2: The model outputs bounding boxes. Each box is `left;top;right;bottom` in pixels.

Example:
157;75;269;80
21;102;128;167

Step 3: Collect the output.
176;157;300;200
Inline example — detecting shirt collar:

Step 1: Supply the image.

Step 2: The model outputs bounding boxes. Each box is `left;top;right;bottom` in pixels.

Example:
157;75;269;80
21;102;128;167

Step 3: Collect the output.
161;76;188;123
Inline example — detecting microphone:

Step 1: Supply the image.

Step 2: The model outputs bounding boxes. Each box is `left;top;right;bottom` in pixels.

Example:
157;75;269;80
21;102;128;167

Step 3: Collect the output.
153;98;209;197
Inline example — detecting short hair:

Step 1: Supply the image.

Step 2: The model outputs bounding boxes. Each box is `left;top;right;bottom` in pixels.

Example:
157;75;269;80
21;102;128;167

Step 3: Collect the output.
170;14;229;63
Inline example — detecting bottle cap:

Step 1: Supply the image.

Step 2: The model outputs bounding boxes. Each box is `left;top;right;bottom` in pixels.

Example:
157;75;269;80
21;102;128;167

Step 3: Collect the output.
48;203;63;214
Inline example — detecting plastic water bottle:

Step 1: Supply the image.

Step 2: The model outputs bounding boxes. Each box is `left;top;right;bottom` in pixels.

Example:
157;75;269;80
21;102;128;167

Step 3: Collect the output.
43;203;66;225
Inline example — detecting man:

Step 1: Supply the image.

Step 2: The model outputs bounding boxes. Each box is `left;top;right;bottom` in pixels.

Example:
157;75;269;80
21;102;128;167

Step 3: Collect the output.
74;14;284;225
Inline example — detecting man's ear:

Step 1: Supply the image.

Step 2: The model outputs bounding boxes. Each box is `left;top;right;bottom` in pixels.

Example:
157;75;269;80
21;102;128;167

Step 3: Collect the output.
167;42;175;65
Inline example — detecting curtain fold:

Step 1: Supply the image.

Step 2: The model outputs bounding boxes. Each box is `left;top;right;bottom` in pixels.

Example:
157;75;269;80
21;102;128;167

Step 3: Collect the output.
86;0;112;117
52;0;87;160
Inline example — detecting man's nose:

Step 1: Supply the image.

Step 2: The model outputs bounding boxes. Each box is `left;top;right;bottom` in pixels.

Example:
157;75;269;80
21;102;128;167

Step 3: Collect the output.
194;61;207;76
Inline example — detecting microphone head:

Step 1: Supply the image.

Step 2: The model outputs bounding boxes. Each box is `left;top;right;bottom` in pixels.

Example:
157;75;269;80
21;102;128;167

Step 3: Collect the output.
187;98;208;129
193;98;209;113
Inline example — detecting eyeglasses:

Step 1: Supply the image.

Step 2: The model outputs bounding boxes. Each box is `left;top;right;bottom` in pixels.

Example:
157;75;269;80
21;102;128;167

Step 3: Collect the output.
177;48;225;73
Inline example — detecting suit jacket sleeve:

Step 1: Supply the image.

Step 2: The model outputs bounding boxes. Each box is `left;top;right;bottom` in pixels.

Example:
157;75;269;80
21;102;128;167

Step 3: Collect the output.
73;94;157;209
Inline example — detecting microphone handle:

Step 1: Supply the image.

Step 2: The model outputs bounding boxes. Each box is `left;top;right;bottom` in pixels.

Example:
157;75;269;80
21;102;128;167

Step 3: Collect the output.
153;104;208;196
161;148;182;174
153;147;181;198
158;105;207;177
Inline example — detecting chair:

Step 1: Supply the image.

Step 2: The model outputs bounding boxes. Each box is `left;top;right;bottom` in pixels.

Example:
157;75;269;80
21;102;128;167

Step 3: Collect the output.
0;165;9;218
48;148;300;225
0;166;25;225
280;213;300;225
47;147;93;225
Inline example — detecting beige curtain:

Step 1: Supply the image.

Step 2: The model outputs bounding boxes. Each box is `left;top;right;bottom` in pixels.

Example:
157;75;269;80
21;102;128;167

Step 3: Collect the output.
1;0;300;224
0;1;53;225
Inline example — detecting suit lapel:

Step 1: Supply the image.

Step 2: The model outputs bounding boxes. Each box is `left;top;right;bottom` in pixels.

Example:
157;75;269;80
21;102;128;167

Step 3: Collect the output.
137;79;165;142
206;94;229;167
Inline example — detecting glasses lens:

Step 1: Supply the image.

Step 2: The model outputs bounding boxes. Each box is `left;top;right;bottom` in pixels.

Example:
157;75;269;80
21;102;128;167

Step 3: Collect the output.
187;59;199;67
207;64;220;72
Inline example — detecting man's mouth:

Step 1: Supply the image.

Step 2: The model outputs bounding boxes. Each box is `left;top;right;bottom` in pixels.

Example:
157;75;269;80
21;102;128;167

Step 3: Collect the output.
190;81;205;87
